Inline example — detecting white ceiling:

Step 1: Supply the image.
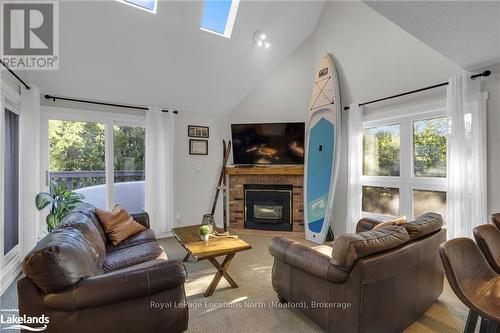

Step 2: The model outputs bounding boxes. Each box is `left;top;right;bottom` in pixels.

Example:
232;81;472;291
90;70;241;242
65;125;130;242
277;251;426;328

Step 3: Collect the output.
28;0;325;113
365;1;500;71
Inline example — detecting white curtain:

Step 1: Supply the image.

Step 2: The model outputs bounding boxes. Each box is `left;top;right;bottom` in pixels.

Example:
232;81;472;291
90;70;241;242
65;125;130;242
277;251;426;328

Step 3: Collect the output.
345;104;363;233
20;85;41;256
446;75;487;239
145;107;175;237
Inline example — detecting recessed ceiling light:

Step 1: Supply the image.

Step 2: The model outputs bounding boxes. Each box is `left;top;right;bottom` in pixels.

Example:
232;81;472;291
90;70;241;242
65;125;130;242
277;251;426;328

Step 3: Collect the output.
254;30;270;49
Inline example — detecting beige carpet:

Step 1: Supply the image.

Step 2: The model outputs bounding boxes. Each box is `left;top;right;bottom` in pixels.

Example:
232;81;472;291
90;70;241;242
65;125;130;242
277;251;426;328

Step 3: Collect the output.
159;233;473;333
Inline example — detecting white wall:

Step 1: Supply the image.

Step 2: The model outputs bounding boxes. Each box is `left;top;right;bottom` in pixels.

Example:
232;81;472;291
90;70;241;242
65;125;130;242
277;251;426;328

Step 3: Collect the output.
228;35;315;123
174;111;230;228
484;63;500;214
228;1;464;235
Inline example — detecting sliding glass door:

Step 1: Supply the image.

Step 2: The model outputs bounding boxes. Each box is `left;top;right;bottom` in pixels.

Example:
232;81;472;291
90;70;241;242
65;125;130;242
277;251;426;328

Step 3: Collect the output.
48;120;107;209
113;125;146;211
4;109;19;256
44;113;145;212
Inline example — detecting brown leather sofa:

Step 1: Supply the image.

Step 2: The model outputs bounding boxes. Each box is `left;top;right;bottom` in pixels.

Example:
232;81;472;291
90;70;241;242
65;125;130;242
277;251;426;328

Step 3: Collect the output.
18;203;188;333
269;213;445;333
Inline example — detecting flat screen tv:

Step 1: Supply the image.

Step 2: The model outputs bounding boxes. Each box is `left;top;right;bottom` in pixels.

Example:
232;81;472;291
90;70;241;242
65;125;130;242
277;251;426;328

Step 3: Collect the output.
231;122;305;165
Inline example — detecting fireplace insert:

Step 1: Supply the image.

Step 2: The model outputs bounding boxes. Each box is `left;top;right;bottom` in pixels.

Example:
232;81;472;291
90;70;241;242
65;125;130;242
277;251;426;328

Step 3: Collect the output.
244;184;293;231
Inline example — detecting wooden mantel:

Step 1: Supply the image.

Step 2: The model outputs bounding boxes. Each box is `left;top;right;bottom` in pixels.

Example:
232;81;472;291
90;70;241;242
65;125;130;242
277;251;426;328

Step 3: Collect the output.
226;165;304;175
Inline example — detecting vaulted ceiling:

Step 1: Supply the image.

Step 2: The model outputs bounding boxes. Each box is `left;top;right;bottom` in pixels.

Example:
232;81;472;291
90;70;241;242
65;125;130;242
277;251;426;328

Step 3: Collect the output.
365;1;500;70
27;0;325;113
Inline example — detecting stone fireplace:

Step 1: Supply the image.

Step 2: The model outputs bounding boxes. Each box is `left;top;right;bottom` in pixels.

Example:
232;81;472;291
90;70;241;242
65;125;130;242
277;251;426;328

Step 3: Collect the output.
227;166;304;233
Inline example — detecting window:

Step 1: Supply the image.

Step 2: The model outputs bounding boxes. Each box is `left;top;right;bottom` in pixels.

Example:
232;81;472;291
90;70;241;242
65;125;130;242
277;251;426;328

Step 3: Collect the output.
362;186;400;217
361;107;447;220
49;120;107;208
201;0;240;38
113;125;145;212
412;189;446;219
413;117;447;178
4;109;19;255
116;0;157;14
45;114;146;213
363;124;400;176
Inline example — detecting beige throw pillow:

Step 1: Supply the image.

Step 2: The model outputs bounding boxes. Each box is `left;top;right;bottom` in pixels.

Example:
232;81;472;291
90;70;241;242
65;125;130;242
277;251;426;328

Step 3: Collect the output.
96;205;146;245
373;216;408;230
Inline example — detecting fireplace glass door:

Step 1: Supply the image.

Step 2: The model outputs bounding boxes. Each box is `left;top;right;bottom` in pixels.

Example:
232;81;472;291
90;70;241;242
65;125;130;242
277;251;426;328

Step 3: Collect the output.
253;202;283;221
245;184;292;231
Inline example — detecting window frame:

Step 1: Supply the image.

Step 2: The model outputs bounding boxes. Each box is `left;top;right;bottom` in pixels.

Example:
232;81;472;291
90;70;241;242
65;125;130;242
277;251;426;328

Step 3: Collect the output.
361;101;447;220
0;80;22;295
40;107;146;221
116;0;158;14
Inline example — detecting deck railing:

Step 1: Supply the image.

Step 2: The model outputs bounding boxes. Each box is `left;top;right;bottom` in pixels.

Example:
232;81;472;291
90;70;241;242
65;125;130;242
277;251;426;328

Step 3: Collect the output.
49;170;145;191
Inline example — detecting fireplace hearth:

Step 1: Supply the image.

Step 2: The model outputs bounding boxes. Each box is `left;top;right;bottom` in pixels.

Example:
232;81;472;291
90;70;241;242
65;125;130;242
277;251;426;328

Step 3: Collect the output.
244;184;293;231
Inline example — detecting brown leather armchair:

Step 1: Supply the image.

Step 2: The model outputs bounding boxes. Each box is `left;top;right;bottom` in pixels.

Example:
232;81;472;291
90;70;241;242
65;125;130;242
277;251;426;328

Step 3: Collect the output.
440;237;499;333
18;203;189;333
269;213;445;333
491;213;500;230
473;224;500;274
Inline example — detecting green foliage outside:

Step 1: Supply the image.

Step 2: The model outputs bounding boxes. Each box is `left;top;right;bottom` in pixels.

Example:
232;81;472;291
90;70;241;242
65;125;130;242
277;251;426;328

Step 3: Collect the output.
362;117;447;178
49;121;145;172
413;117;447;177
363;125;400;176
113;125;146;172
49;120;106;172
362;117;447;216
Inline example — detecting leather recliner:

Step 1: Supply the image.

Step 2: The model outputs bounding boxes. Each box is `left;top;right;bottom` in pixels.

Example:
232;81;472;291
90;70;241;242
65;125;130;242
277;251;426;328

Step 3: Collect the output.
18;203;188;333
269;213;446;333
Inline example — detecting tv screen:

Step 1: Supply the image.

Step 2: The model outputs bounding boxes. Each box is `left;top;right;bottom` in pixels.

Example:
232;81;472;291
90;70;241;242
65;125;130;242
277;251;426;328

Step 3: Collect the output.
231;122;305;165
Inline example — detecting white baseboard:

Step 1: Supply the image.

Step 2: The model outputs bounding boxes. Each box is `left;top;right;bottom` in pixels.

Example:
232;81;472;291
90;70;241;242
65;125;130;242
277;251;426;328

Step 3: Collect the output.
1;258;21;296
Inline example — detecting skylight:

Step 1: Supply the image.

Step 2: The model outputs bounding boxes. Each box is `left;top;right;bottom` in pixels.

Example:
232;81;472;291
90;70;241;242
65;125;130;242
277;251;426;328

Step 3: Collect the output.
117;0;157;14
201;0;240;38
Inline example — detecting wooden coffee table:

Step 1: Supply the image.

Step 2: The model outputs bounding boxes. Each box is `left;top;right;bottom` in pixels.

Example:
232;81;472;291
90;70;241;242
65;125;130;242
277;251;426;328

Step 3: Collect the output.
172;225;252;297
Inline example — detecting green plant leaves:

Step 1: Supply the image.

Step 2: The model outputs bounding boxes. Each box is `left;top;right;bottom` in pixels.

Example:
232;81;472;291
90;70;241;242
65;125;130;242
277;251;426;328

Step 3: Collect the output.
36;182;85;232
46;214;57;232
35;192;54;211
199;225;211;236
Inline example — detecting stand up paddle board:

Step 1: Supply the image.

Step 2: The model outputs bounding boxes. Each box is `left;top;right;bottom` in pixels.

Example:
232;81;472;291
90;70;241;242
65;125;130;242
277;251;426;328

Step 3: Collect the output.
304;54;341;244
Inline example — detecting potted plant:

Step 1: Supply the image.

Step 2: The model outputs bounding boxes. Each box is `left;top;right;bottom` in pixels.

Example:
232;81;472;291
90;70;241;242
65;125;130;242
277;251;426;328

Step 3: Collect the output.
199;225;211;241
35;182;85;232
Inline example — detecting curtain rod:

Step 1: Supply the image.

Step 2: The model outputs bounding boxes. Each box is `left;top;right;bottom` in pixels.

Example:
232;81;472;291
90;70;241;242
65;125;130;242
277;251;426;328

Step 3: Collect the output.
44;94;178;114
343;70;491;111
0;59;31;90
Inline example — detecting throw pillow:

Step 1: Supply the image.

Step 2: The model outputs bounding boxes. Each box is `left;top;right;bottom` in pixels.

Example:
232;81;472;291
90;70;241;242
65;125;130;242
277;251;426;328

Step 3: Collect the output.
96;205;146;245
373;216;407;230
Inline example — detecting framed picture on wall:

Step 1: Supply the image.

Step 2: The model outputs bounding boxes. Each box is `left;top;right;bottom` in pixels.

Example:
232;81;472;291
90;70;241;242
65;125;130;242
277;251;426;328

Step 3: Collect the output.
188;125;209;138
189;139;208;155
